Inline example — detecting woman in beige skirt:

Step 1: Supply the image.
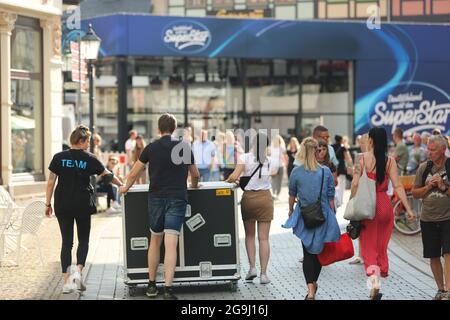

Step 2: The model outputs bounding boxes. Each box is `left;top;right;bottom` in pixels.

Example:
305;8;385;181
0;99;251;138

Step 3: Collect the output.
227;132;277;284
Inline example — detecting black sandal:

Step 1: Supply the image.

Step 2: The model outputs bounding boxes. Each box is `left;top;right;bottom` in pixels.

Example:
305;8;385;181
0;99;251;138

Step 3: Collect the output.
305;293;315;300
370;288;383;300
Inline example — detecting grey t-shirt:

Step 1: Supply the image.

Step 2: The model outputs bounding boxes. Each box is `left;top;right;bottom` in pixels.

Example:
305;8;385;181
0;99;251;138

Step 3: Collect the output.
395;142;409;175
414;161;450;222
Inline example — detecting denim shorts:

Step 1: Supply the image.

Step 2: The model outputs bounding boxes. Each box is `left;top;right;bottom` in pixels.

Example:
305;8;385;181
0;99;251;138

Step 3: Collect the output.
148;197;187;235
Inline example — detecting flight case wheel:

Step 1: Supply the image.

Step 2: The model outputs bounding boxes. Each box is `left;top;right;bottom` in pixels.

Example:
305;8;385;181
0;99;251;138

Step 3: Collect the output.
128;284;138;297
229;281;238;292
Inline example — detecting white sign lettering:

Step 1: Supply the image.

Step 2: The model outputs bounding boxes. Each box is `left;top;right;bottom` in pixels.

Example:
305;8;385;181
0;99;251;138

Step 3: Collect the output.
371;91;450;133
163;25;210;51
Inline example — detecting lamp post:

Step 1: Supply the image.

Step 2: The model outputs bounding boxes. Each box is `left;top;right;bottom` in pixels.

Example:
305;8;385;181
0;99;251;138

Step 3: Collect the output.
81;23;101;153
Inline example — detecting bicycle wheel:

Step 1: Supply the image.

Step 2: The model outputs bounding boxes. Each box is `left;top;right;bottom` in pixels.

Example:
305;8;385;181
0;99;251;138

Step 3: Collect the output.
393;195;421;235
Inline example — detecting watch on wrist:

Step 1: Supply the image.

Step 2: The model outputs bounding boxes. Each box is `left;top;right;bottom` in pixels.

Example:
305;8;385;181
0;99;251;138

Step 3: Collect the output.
45;203;51;208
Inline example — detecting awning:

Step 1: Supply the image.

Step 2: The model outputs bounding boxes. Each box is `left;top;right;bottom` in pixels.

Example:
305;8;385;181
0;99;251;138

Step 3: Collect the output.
11;115;35;130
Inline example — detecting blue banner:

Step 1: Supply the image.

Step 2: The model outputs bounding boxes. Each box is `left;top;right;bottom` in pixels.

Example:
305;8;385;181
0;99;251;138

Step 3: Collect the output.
81;14;450;136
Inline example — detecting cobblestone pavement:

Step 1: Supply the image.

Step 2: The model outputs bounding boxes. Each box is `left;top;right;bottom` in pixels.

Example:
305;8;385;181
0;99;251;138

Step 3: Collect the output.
76;187;438;301
0;201;119;300
0;187;437;300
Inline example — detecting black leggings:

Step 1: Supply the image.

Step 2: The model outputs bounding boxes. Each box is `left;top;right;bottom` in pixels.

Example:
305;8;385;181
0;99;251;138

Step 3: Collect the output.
57;215;91;273
302;243;322;284
97;183;116;207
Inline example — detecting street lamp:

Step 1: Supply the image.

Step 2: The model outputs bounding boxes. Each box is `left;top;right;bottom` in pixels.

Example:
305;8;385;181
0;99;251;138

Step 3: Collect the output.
81;23;101;153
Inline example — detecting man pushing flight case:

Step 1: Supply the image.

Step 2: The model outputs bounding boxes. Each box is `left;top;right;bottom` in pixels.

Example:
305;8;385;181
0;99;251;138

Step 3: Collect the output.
122;181;240;296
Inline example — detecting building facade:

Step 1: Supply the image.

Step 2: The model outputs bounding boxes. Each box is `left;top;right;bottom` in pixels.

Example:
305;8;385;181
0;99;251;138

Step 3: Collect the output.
0;0;76;199
61;1;449;152
168;0;450;22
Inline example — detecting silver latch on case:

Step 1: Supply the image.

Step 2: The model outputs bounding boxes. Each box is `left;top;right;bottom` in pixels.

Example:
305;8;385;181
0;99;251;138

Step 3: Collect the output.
199;262;212;279
130;237;148;250
185;213;206;232
214;234;232;247
185;204;191;218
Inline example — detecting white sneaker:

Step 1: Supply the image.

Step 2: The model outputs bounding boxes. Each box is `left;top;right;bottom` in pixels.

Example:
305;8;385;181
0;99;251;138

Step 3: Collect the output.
245;267;257;281
62;283;74;294
111;201;121;210
72;271;86;291
75;277;86;291
260;274;271;285
105;207;121;214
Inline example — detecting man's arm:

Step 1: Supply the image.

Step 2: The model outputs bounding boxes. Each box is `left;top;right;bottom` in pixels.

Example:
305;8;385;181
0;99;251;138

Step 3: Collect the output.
189;164;200;188
98;169;125;187
119;160;146;193
411;184;432;199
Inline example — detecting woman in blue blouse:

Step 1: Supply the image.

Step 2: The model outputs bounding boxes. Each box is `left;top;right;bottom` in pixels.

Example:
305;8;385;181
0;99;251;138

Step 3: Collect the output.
285;137;340;300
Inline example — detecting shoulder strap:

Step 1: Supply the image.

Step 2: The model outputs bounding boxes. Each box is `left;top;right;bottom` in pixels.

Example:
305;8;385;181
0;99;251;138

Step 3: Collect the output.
422;160;434;186
359;153;367;175
249;162;263;179
445;158;450;180
318;167;324;201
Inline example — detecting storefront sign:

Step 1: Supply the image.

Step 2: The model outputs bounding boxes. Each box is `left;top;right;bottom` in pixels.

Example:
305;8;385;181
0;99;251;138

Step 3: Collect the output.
207;9;273;18
369;85;450;135
70;42;87;92
162;21;212;53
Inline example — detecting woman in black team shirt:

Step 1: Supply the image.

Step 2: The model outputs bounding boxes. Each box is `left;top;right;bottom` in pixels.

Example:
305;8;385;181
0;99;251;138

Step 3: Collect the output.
45;125;123;294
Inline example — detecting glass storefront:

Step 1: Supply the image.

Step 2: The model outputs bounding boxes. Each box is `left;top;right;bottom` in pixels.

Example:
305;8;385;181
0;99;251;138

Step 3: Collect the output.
93;56;351;151
187;58;242;138
10;16;43;175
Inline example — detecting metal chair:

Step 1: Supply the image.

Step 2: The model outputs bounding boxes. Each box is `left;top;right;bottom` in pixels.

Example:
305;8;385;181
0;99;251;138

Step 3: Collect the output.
0;186;17;209
0;203;14;264
3;200;46;266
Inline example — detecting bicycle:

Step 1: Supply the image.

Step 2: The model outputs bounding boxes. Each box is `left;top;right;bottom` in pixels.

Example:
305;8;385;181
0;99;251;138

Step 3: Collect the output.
391;175;422;235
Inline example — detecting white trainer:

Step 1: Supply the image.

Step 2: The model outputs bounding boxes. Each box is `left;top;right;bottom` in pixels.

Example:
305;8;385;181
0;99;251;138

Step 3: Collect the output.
105;207;121;214
62;283;74;294
245;267;257;281
111;201;121;210
75;278;86;291
72;270;86;291
260;274;271;285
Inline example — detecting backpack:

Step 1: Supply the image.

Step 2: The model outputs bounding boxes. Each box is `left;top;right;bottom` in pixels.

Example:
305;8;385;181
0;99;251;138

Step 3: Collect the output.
421;158;450;186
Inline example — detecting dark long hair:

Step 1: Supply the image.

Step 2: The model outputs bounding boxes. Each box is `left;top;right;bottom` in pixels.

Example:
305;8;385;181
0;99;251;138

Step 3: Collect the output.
368;127;388;185
251;132;270;163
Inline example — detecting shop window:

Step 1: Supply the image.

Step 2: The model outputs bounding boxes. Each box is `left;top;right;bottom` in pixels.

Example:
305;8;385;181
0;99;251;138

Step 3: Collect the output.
186;0;207;8
275;0;296;4
401;0;426;15
247;0;269;8
212;0;235;8
10;16;43;175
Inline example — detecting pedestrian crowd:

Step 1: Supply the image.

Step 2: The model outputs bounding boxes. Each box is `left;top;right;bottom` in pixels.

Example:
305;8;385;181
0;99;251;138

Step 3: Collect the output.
44;115;450;300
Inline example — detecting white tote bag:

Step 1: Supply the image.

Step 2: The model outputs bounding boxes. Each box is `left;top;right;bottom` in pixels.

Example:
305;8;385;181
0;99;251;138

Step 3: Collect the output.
344;158;376;221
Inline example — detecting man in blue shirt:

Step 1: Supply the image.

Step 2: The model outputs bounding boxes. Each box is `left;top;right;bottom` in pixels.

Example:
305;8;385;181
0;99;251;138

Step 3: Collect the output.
192;130;217;182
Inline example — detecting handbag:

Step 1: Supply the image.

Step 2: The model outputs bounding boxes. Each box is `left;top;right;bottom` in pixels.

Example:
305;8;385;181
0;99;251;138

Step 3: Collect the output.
239;162;263;191
317;233;354;266
300;167;326;229
344;156;376;221
69;150;97;215
346;220;364;240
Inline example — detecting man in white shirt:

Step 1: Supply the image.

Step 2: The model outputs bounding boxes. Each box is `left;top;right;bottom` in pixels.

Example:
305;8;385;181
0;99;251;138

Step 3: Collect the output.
192;130;216;182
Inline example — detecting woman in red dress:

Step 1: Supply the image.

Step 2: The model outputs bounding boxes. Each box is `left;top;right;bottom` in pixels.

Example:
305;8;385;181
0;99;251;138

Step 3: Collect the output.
351;127;416;299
